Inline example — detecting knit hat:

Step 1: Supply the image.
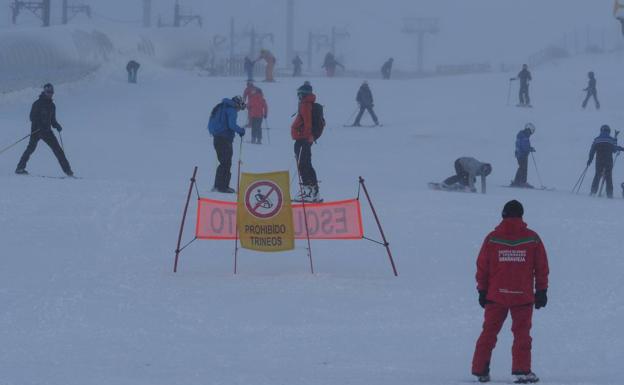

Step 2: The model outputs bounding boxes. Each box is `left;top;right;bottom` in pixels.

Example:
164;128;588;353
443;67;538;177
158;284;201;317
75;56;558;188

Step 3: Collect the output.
502;200;524;218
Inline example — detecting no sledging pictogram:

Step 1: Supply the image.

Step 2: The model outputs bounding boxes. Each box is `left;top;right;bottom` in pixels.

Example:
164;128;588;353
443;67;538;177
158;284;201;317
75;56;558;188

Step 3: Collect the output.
244;180;284;219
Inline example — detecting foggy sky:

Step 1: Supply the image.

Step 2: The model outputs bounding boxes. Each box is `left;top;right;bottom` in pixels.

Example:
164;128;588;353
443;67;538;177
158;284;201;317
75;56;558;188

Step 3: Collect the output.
0;1;618;70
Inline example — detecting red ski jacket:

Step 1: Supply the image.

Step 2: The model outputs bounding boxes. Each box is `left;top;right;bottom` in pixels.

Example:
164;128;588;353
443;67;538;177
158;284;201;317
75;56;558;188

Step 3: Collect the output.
476;218;549;307
291;93;316;142
247;92;268;119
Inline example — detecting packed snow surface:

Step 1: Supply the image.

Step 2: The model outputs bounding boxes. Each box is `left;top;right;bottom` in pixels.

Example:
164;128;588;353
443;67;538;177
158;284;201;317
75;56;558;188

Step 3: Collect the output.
1;49;623;384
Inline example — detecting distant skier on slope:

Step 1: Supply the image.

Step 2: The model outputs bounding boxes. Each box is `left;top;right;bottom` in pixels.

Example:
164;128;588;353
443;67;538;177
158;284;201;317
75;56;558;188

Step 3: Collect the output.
257;49;276;82
350;81;380;127
510;64;532;107
582;71;600;110
511;123;536;188
291;83;322;202
247;87;268;144
614;0;624;36
126;60;140;84
15;83;74;177
441;157;492;193
587;125;624;198
381;57;394;79
207;96;246;193
322;52;344;78
292;54;303;77
244;56;256;81
471;200;549;384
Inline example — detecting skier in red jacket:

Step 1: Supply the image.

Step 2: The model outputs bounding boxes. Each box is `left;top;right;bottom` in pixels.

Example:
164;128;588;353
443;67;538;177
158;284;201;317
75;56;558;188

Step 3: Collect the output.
291;83;320;202
247;87;268;144
472;200;549;384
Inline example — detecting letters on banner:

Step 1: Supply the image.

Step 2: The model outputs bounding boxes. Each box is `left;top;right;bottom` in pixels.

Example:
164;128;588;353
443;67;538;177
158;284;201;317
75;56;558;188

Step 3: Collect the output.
236;171;295;252
196;198;363;241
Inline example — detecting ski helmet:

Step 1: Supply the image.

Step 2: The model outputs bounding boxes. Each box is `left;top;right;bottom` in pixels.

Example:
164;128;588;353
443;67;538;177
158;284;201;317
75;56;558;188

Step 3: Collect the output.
43;83;54;95
297;83;313;99
232;95;246;110
588;71;595;78
524;122;536;134
600;124;611;134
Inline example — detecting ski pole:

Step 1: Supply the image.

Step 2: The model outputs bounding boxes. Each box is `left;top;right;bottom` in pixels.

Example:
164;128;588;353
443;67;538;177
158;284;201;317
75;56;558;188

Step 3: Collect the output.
58;131;65;152
264;118;271;145
572;165;589;194
598;170;606;197
233;136;244;274
344;106;359;126
506;79;513;106
0;129;40;156
530;152;545;188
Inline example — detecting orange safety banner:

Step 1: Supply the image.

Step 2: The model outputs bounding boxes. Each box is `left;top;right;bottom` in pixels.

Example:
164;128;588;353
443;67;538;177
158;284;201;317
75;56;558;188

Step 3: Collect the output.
196;198;363;240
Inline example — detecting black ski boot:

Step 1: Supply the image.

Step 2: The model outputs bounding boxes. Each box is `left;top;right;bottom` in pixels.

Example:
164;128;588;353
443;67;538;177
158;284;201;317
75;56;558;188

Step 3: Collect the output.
15;168;28;175
513;372;539;384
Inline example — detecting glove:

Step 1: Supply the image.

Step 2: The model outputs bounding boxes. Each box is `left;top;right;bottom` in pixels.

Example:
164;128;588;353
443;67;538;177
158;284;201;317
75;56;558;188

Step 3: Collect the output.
530;147;536;153
238;129;245;138
55;124;63;132
587;159;592;167
478;290;488;308
534;289;547;309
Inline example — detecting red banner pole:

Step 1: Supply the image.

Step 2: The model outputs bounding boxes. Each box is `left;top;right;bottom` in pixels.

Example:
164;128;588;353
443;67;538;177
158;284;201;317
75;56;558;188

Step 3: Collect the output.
234;138;243;274
359;176;398;276
173;166;198;273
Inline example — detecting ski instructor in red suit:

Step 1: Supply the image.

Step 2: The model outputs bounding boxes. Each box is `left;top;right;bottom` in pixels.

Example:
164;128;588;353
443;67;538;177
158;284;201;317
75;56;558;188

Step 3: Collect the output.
471;200;549;384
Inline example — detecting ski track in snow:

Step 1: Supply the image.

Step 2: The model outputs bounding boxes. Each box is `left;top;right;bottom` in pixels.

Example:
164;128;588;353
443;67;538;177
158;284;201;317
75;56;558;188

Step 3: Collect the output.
1;47;624;385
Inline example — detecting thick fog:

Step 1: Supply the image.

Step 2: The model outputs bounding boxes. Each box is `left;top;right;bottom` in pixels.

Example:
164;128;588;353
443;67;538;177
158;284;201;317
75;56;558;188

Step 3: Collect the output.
0;0;617;71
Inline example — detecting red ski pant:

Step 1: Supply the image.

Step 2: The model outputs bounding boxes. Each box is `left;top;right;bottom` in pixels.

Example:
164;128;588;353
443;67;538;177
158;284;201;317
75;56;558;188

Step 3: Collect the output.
472;302;533;375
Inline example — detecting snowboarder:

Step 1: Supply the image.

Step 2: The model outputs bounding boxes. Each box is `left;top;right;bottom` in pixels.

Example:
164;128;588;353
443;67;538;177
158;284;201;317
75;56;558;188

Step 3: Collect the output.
587;125;624;198
257;49;276;82
322;52;344;78
207;96;246;193
442;157;492;193
381;58;394;79
291;83;321;202
247;87;268;144
15;83;74;177
511;64;532;107
126;60;140;83
244;56;256;81
511;123;536;188
351;81;379;127
471;200;549;384
582;71;600;110
292;54;303;77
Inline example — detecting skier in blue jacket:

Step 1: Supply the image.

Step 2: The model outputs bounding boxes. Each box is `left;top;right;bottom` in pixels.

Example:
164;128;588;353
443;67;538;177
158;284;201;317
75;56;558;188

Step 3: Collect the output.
511;123;536;188
208;96;246;193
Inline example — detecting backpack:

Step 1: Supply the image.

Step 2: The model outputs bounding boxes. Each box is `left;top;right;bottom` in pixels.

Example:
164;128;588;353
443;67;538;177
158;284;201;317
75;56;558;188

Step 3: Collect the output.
311;103;325;140
208;102;227;135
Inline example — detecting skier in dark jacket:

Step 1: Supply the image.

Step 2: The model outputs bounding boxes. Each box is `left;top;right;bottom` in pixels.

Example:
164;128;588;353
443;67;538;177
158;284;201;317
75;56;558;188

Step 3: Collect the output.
587;125;624;198
381;58;394;79
15;84;73;176
126;60;140;83
511;64;532;106
292;54;303;77
511;123;536;188
442;157;492;193
351;81;379;126
582;71;600;110
322;52;344;77
207;96;246;193
244;56;256;81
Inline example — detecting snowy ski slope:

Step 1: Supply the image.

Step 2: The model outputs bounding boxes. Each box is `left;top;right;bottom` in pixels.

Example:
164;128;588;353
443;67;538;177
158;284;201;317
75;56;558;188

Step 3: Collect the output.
1;41;623;385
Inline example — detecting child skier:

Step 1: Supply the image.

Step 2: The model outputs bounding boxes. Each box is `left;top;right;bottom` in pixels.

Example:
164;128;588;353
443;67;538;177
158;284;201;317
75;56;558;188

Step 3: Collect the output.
247;87;268;144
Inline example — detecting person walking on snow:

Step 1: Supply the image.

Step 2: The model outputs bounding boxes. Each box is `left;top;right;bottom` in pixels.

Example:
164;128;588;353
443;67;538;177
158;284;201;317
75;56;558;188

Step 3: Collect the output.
126;60;140;83
257;49;276;82
511;123;536;188
292;54;303;77
381;57;394;79
442;157;492;193
291;83;321;202
247;87;268;144
207;96;246;193
511;64;532;106
15;83;74;177
471;200;549;384
582;71;600;110
244;56;256;81
352;81;379;126
322;52;344;78
587;125;624;198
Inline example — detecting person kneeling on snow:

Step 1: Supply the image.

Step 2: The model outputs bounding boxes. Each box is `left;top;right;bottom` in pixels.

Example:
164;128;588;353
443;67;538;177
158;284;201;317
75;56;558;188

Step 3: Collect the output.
471;200;549;384
207;96;246;193
442;157;492;193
